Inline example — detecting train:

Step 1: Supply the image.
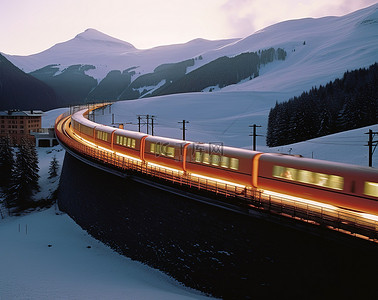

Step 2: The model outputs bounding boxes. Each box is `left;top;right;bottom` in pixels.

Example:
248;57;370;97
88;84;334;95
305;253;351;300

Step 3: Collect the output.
71;108;378;216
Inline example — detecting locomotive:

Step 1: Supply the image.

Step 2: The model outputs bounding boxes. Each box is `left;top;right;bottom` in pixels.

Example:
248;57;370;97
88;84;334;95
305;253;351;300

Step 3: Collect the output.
71;108;378;215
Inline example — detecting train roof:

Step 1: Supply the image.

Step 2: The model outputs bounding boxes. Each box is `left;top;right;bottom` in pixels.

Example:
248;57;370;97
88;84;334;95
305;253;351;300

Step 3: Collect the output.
189;142;260;158
145;135;189;146
114;128;148;139
72;109;97;128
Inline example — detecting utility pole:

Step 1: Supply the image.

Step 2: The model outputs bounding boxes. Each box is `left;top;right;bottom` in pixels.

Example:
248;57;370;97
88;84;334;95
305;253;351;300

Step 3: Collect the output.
137;114;156;134
178;120;189;140
146;115;149;134
151;116;155;136
365;129;378;167
137;116;141;132
249;124;262;151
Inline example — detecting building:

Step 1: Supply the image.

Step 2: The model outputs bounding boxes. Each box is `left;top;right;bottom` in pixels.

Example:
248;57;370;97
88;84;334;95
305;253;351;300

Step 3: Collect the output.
0;110;43;146
30;128;59;147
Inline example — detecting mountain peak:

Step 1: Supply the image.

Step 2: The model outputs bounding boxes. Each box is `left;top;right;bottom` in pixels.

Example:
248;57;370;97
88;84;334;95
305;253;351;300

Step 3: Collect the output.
74;28;135;49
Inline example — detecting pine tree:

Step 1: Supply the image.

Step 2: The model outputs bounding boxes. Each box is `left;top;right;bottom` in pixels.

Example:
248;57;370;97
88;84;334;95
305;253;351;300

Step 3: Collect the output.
48;155;60;179
4;139;39;210
0;137;14;190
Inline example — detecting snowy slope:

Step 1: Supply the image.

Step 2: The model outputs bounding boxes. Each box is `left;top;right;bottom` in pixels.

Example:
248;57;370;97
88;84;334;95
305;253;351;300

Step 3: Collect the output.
199;4;378;95
83;4;378;164
4;29;239;82
0;208;213;300
94;93;378;167
5;4;377;90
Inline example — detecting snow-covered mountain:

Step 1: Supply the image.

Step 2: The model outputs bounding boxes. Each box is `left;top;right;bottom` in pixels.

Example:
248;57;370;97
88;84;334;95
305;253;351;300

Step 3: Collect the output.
2;4;378;108
5;28;239;82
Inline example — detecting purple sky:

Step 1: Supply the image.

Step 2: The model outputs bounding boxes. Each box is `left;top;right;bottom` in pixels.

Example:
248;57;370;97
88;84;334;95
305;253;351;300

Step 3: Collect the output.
1;0;376;55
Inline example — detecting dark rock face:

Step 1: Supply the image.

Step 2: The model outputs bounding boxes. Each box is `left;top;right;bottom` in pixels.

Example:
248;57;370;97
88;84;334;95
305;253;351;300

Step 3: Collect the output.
58;153;378;299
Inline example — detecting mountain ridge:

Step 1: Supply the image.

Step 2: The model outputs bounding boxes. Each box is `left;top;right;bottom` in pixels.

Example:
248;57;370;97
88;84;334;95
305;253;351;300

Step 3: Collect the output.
2;3;378;109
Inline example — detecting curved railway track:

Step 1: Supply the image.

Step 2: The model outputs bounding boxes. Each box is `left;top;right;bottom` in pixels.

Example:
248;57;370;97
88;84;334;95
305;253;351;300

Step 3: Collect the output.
55;105;378;243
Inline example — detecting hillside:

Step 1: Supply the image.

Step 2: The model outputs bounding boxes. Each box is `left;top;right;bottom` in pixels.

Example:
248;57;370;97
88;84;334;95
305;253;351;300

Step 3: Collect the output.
2;4;378;111
0;54;58;111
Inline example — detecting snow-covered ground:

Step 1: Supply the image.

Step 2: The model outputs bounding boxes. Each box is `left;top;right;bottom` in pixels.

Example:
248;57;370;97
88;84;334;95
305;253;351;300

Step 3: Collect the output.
0;208;213;300
94;93;378;167
0;109;214;300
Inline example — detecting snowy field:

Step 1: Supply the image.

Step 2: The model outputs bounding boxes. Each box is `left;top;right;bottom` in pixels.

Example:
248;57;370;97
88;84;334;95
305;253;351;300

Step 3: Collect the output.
94;93;378;168
0;208;213;300
0;109;214;300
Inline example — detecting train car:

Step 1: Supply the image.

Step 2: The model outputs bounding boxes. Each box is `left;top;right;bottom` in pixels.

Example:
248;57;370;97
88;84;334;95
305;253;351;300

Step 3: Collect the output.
112;129;148;160
71;109;96;141
144;136;190;171
93;125;116;149
257;153;378;215
185;142;261;187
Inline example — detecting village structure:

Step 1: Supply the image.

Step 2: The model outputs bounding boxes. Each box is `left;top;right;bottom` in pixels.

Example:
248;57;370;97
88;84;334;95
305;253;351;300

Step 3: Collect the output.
0;110;57;147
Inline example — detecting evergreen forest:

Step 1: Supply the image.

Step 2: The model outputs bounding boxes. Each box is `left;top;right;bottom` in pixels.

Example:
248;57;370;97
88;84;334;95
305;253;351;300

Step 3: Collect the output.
266;63;378;147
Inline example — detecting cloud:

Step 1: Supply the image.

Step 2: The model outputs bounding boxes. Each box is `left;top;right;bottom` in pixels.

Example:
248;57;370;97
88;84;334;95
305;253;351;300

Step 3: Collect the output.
220;0;378;38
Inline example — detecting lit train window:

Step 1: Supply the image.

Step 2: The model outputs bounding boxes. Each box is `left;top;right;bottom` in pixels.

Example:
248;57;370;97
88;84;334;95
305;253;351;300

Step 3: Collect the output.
221;156;229;168
81;125;93;136
327;175;344;190
165;146;175;157
96;131;108;141
203;153;210;164
298;170;313;183
149;143;174;157
364;182;378;197
195;151;202;162
230;158;239;170
116;136;136;148
273;165;344;190
211;155;220;166
314;173;329;187
273;166;296;180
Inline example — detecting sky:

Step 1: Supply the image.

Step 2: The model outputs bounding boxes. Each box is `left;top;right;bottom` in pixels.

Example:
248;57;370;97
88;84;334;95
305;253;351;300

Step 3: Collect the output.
1;0;377;55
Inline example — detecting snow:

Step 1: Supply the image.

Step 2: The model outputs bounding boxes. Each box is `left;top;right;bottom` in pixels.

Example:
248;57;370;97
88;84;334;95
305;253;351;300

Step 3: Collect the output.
4;33;238;82
0;208;213;300
4;4;377;93
94;93;378;167
0;109;214;300
134;80;167;97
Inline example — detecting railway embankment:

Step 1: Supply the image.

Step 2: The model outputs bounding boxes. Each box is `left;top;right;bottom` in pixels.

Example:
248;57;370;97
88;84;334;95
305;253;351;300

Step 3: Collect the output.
58;152;378;299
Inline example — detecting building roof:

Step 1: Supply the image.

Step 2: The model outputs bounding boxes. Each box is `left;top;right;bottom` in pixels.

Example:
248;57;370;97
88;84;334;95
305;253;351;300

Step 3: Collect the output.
0;110;44;117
